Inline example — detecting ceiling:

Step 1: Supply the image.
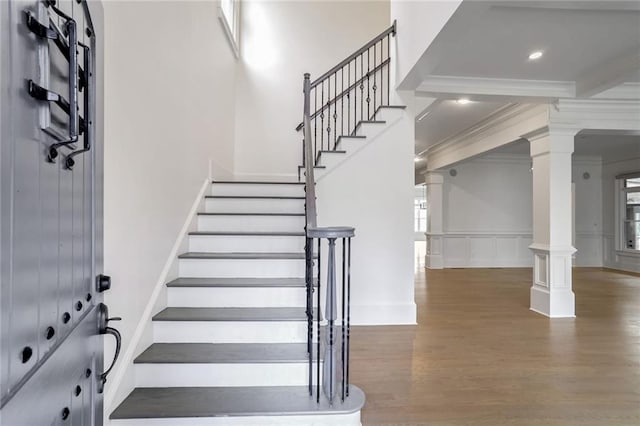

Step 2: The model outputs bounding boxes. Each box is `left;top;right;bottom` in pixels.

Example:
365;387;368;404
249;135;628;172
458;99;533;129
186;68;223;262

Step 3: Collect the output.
412;1;640;164
415;99;508;154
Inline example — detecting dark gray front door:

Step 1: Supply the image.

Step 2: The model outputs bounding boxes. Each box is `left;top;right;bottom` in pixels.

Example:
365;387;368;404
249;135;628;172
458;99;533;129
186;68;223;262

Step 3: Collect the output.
0;0;106;424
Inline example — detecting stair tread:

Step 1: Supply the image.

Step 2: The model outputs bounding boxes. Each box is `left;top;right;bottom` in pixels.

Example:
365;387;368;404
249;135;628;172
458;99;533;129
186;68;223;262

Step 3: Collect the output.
190;231;305;236
135;342;310;364
198;212;305;216
166;277;310;287
153;307;309;322
178;252;306;260
213;181;304;185
110;385;365;419
205;195;304;199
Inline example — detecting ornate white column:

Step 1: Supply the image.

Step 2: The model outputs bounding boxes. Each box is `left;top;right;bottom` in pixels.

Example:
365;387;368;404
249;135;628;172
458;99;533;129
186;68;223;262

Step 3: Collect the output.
527;127;577;317
424;171;444;269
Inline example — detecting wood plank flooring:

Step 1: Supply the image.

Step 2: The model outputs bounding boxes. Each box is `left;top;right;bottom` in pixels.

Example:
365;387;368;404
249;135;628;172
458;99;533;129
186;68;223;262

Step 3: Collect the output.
351;251;640;425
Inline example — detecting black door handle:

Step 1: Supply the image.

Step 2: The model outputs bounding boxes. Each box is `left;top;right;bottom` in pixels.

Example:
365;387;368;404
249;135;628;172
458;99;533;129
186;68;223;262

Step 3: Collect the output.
97;303;122;394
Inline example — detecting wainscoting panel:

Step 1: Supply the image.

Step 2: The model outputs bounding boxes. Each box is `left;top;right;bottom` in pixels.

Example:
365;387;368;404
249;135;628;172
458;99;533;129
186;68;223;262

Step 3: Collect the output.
443;232;533;268
574;233;604;267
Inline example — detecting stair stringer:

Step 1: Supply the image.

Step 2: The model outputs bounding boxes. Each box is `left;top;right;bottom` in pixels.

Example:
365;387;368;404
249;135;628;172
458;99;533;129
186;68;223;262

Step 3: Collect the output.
315;106;417;325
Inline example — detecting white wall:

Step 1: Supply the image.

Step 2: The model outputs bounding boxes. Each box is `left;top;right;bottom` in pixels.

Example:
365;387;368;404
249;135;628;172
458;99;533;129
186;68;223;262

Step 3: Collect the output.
391;0;462;90
602;157;640;273
441;155;533;267
572;159;604;267
102;0;237;411
435;155;604;268
316;108;416;325
233;0;390;178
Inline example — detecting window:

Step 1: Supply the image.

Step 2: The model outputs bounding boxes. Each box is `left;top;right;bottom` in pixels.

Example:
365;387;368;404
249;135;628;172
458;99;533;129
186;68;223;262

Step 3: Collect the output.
219;0;239;57
618;173;640;251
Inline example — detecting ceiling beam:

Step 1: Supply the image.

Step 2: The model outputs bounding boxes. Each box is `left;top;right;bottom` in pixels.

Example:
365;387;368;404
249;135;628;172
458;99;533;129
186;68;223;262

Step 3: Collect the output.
416;76;575;101
575;49;640;98
425;104;550;171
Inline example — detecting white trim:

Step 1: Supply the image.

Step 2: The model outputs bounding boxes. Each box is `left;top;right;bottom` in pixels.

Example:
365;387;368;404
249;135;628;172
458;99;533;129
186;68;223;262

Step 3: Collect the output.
104;177;211;414
218;4;240;59
416;75;575;100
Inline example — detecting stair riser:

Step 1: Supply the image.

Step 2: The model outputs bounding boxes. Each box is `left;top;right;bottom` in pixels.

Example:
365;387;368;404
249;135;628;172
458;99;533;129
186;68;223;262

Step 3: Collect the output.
205;198;304;214
167;287;307;308
211;184;304;197
179;259;305;278
374;107;404;122
333;138;363;153
109;412;361;426
153;321;311;343
134;363;318;387
355;122;387;140
317;153;342;169
197;215;305;233
188;235;305;253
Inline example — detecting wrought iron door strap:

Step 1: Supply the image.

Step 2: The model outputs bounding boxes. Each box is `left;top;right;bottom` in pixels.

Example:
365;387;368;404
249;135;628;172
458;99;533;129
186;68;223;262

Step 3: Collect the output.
24;3;80;163
27;81;86;135
24;11;87;90
66;42;92;169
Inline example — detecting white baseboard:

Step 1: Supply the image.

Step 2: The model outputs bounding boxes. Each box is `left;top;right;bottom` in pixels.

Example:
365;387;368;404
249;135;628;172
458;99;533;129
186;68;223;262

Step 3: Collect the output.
104;177;211;415
350;303;417;325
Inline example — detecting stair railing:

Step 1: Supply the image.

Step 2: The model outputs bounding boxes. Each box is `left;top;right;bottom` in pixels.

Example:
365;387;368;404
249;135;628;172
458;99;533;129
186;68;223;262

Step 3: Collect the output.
297;21;396;174
301;22;396;405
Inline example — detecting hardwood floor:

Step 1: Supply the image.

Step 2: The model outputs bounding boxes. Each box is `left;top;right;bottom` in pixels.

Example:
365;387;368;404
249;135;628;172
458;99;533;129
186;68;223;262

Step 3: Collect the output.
352;250;640;425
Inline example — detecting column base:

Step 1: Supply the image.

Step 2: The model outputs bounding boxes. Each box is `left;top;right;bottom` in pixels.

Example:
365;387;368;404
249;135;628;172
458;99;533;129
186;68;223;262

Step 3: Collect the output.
530;286;575;318
426;234;444;269
426;254;443;269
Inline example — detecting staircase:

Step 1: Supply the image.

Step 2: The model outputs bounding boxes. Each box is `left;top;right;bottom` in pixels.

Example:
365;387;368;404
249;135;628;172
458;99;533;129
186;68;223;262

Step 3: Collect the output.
110;181;364;425
110;20;404;425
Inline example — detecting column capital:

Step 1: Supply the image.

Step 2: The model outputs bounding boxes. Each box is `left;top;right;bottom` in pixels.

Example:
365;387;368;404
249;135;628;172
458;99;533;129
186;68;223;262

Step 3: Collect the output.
423;171;444;185
525;126;576;158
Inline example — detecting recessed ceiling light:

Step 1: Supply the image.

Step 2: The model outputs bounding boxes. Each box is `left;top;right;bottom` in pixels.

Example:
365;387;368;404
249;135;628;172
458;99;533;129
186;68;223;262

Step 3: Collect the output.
528;50;543;60
456;98;471;105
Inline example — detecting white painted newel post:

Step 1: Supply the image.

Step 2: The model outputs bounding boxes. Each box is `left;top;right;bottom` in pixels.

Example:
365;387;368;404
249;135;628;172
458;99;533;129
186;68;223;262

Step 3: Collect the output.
527;127;577;318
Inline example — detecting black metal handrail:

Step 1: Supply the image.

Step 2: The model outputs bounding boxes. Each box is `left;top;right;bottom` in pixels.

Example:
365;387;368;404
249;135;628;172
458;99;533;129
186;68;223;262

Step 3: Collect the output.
298;21;396;170
300;21;397;406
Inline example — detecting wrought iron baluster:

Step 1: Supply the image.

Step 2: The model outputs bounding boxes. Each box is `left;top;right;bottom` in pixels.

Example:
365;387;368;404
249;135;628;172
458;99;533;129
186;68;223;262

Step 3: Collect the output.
347;61;351;136
316;238;322;403
373;41;377;113
341;237;346;402
314;88;318;163
346;237;351;397
320;82;324;161
360;54;364;123
366;48;371;120
387;34;391;105
333;73;337;147
380;41;385;108
341;68;344;141
326;78;331;152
